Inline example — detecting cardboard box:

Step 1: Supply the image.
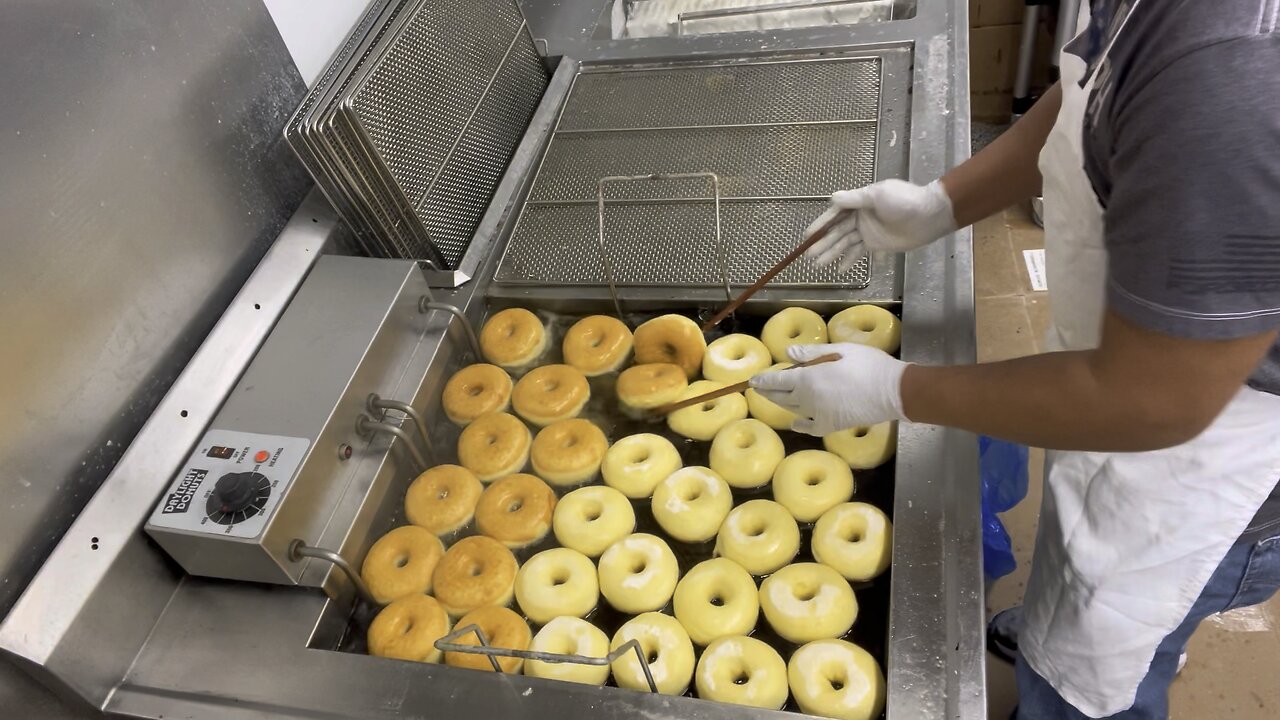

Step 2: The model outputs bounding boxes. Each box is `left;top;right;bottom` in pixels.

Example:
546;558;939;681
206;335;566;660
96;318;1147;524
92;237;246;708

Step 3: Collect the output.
969;21;1053;123
970;0;1027;28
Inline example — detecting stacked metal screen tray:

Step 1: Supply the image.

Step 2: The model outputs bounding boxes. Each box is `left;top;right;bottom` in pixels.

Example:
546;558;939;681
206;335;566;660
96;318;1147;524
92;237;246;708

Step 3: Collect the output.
285;0;549;269
494;55;882;289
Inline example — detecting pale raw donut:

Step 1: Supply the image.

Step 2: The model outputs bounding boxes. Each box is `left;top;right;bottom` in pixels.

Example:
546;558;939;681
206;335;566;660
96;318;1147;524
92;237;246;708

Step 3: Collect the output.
367;594;451;664
552;485;636;558
525;616;611;685
788;639;885;720
714;500;800;576
445;606;531;673
666;380;748;441
702;333;772;384
511;364;590;427
772;450;855;523
709;419;785;489
759;562;857;643
745;363;800;431
823;422;897;469
760;307;828;363
530;418;608;487
563;315;633;376
813;502;893;582
480;308;547;370
827;305;901;354
652;466;732;543
673;558;759;646
610;612;695;696
441;364;513;425
405;464;483;536
597;533;679;614
361;526;445;604
601;433;682;499
474;473;556;549
514;548;599;625
432;535;519;618
633;314;707;379
695;635;788;710
457;412;531;482
616;362;688;417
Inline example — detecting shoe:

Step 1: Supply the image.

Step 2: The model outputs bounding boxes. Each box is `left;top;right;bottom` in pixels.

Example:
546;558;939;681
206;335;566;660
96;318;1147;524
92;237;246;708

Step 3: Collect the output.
1177;652;1188;675
987;606;1023;664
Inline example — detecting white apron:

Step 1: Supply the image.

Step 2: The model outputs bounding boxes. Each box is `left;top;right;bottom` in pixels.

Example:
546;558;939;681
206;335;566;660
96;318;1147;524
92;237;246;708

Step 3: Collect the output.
1019;2;1280;716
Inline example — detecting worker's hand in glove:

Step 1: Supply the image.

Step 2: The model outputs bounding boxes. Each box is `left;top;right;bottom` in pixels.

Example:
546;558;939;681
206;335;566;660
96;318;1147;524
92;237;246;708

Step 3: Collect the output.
749;343;909;436
804;179;957;273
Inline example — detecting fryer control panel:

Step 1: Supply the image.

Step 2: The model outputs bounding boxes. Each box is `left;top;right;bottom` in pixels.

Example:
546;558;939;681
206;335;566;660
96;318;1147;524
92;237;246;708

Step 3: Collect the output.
147;430;311;539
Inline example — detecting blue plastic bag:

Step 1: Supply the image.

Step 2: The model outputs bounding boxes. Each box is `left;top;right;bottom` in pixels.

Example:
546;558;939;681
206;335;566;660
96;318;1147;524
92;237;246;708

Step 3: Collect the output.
980;436;1029;582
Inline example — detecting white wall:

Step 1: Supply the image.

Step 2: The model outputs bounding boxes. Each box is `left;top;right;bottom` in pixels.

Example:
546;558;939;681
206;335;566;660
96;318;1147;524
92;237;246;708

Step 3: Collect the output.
264;0;377;87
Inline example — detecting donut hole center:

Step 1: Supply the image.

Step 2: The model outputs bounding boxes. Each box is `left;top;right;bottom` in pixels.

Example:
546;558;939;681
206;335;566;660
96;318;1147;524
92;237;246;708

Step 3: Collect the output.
788;329;801;339
680;486;702;502
829;673;848;692
402;620;415;634
794;586;817;602
845;529;864;543
437;488;450;500
853;427;869;438
700;402;717;413
551;571;569;587
630;450;651;465
467;385;484;397
507;499;524;513
729;349;745;360
733;671;750;685
544;380;560;393
858;320;876;332
394;554;410;569
805;472;824;486
735;435;755;450
744;520;766;537
562;436;579;449
629;560;648;574
583;502;603;522
646;649;660;665
709;594;725;607
467;562;483;577
661;342;677;360
485;434;497;446
589;335;604;348
504;326;516;338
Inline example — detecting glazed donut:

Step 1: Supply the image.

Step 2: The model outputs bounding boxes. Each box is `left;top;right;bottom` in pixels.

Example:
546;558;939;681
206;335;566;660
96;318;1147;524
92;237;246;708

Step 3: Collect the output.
702;333;772;384
714;500;800;576
405;464;482;536
616;362;688;417
480;308;547;370
652;466;732;543
772;450;855;523
666;380;748;441
432;535;519;617
827;305;901;354
514;548;599;625
553;485;636;557
563;315;633;376
745;363;800;431
813;502;893;582
760;307;829;363
367;594;451;664
601;433;682;499
441;363;513;426
759;562;857;643
709;419;785;489
597;533;679;614
788;639;885;720
361;525;445;604
610;612;696;696
695;635;789;710
445;606;532;674
457;412;531;482
475;473;556;549
633;314;707;379
673;558;758;645
511;364;590;427
823;422;897;470
530;418;609;487
525;616;611;685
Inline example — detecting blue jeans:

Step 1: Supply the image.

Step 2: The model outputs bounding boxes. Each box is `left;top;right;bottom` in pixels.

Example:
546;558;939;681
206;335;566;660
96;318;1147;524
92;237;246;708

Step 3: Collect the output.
1015;531;1280;719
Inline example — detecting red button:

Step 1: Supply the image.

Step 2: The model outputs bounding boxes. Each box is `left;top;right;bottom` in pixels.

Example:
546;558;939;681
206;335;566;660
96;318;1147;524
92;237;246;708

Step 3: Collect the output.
254;450;270;463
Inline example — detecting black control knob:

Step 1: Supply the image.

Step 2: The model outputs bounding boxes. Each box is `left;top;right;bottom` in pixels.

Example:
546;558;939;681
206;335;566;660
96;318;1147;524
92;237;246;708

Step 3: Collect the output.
206;472;270;525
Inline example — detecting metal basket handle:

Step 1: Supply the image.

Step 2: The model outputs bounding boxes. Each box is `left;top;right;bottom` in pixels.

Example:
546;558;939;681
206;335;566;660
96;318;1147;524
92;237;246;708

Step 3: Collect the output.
596;172;731;324
434;623;659;693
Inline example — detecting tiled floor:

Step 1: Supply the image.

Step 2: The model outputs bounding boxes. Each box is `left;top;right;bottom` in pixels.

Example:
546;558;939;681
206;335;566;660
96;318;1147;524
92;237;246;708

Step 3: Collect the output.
974;204;1280;719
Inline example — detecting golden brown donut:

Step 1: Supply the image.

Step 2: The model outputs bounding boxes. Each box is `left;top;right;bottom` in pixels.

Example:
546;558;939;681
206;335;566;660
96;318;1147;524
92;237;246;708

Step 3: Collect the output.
475;473;557;548
511;364;590;427
563;315;633;376
367;594;451;663
444;606;532;673
441;364;513;426
360;526;445;604
633;314;707;378
530;418;609;486
616;362;689;417
432;535;519;618
480;308;547;370
457;412;531;482
405;465;483;536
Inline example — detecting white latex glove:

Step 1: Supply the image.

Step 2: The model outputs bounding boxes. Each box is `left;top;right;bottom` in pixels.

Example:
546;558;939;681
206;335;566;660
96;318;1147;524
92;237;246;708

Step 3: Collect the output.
804;179;957;273
748;343;909;436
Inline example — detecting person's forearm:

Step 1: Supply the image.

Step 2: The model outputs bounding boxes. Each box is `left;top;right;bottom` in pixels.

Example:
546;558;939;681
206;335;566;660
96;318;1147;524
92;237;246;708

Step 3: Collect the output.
941;83;1062;228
